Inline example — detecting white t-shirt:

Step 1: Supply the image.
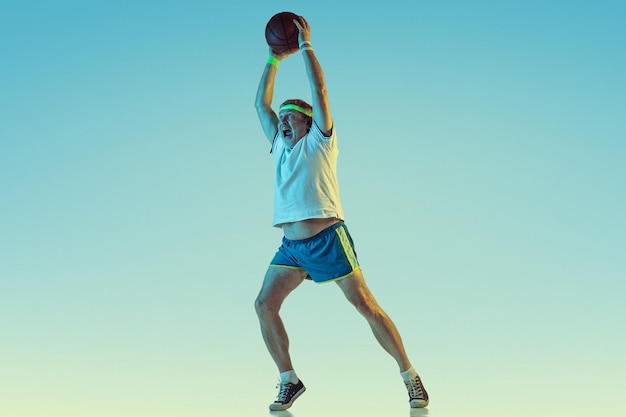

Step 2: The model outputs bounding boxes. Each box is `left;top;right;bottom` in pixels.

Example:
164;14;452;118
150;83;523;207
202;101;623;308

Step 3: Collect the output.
271;122;344;227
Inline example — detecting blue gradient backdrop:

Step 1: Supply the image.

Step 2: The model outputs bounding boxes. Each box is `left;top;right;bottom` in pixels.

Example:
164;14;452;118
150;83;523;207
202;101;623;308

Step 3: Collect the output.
1;1;624;416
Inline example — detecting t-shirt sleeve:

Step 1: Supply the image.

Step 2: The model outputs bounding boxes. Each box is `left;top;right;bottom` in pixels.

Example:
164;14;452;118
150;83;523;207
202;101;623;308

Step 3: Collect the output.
270;131;280;154
309;121;336;148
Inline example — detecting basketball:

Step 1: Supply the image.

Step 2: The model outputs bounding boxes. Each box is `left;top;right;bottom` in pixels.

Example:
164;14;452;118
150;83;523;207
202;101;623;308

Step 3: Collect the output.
265;12;300;54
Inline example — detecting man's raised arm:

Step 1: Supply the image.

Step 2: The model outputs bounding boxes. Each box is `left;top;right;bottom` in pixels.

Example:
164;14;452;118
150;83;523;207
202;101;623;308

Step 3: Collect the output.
294;17;333;136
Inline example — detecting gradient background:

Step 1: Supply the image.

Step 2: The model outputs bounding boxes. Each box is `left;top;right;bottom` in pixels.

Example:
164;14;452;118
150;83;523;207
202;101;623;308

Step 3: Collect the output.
1;1;624;416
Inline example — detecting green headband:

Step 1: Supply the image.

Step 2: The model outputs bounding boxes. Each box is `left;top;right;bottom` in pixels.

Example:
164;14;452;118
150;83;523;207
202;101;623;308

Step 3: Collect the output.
279;104;313;117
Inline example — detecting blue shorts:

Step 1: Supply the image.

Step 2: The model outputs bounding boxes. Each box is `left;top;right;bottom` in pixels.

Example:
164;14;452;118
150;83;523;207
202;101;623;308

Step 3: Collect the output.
270;221;360;283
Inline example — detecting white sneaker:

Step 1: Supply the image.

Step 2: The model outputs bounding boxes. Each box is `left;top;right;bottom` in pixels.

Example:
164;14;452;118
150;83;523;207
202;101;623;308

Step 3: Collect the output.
405;375;429;408
269;379;306;411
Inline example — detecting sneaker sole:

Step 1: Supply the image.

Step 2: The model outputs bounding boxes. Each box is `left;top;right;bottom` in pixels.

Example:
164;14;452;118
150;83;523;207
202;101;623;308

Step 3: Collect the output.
410;399;429;408
269;386;306;411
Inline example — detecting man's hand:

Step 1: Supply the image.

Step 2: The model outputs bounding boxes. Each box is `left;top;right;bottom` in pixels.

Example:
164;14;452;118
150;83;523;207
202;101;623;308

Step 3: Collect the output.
270;47;293;61
293;16;311;45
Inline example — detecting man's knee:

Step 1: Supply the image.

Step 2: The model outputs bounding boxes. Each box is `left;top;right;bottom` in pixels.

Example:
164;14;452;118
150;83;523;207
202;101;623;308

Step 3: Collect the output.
255;295;270;316
255;293;282;318
352;295;383;320
256;268;305;316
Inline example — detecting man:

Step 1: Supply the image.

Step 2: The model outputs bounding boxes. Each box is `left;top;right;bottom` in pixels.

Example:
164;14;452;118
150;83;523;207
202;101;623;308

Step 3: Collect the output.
254;15;429;411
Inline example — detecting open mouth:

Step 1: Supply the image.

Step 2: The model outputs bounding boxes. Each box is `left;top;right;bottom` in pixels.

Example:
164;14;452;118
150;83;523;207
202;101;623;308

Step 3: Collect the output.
282;129;293;138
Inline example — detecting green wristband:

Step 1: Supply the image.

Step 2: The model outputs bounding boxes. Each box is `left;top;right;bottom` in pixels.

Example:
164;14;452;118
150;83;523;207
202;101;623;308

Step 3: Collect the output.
267;55;280;68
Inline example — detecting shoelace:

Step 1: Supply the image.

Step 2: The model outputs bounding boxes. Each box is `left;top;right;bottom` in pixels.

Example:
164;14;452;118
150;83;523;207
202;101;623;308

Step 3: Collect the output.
275;382;293;402
405;377;425;399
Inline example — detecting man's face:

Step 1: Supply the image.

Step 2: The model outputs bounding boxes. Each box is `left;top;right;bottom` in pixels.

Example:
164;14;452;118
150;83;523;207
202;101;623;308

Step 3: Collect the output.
278;110;309;148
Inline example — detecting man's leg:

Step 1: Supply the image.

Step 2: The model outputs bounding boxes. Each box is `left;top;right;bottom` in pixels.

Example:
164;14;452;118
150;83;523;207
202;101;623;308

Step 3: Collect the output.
335;269;429;408
254;266;307;372
255;267;308;411
335;269;411;371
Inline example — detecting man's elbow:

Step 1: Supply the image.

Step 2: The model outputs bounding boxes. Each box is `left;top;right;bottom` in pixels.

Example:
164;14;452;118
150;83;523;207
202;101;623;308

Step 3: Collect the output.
255;102;269;117
313;86;327;101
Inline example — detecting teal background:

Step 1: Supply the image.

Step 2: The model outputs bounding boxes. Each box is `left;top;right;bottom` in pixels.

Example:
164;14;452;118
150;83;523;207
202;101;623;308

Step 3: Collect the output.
1;1;624;416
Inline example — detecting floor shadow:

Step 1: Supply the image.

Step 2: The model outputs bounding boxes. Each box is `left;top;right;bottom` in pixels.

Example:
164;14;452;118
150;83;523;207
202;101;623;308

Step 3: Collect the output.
269;411;294;417
410;407;429;417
